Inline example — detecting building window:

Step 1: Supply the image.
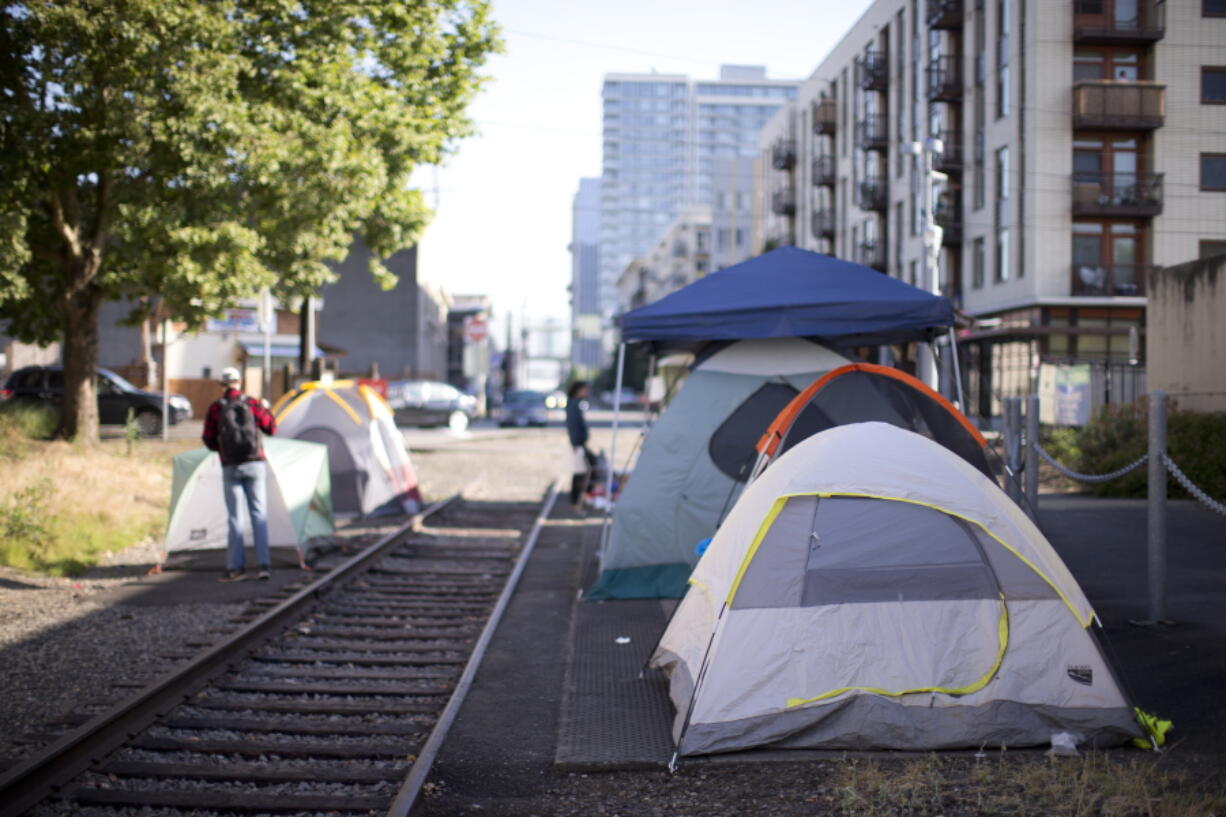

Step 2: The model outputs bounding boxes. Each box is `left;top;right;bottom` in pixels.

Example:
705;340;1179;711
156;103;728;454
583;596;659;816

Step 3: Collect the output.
972;237;986;289
1206;0;1226;16
909;259;918;287
1202;154;1226;190
995;146;1010;207
1200;240;1226;259
996;0;1010;119
1203;68;1226;104
995;228;1010;282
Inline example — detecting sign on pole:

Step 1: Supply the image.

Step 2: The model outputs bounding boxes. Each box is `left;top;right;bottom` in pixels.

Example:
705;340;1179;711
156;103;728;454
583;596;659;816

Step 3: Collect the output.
463;314;488;344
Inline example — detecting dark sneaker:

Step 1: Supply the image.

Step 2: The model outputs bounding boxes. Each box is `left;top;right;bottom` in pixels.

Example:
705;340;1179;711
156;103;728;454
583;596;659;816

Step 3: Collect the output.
257;568;271;581
218;570;247;583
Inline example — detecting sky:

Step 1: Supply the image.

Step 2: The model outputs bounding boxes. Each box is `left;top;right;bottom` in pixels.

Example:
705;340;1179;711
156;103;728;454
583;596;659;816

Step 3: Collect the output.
413;0;874;343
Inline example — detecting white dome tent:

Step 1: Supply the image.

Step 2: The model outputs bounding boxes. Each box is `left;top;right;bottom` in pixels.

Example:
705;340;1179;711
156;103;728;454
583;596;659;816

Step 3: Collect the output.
651;423;1148;756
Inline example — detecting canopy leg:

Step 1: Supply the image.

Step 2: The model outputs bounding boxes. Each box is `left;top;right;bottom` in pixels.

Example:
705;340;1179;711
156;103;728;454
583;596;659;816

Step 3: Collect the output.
599;343;627;561
947;327;966;411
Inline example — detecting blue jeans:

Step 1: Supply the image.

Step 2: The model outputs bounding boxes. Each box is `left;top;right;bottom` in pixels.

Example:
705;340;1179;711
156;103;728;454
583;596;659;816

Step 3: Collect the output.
222;460;270;572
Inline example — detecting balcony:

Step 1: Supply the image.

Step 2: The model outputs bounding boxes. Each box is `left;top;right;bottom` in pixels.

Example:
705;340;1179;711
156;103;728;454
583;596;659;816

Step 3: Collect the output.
935;199;963;245
1070;263;1152;296
927;0;964;29
1073;81;1165;130
856;51;889;92
771;190;797;216
1071;172;1164;217
813;99;837;135
812;156;836;187
934;136;964;172
856;114;889;152
858;178;888;212
926;56;963;102
812;210;836;239
771;139;797;171
859;242;887;273
1073;0;1164;44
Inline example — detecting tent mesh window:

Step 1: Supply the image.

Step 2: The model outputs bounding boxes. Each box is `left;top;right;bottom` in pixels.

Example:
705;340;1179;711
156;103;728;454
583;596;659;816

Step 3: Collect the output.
708;383;799;482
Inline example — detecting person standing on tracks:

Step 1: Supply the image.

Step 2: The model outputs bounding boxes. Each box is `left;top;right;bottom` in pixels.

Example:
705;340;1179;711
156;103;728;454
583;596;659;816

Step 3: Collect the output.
566;380;595;509
203;366;278;582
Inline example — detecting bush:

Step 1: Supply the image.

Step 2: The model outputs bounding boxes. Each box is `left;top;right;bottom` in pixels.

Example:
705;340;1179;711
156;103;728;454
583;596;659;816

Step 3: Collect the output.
0;401;58;450
1071;402;1226;500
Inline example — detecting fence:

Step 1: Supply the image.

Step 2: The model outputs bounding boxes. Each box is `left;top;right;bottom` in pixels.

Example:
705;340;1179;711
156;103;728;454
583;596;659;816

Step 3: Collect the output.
1002;392;1225;624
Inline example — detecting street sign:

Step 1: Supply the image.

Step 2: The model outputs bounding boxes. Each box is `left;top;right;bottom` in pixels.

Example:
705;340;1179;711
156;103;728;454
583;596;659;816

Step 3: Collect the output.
463;314;488;344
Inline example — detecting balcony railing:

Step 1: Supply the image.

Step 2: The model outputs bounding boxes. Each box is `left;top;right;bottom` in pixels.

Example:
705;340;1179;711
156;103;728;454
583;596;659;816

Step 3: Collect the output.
771;139;797;170
859;242;887;273
1073;0;1165;44
812;210;836;239
935;199;963;244
813;99;837;135
856;51;889;91
858;178;888;212
1073;80;1165;130
926;56;963;102
934;136;963;172
1070;263;1152;296
856;114;889;151
927;0;964;29
812;156;836;187
1071;172;1164;217
771;190;797;216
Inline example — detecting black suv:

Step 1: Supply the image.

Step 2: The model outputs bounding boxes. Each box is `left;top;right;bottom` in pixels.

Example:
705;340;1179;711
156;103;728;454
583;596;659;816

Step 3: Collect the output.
1;366;192;435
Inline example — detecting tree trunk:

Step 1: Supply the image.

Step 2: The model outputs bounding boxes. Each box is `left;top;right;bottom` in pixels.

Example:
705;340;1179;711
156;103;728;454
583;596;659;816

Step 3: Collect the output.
59;273;103;443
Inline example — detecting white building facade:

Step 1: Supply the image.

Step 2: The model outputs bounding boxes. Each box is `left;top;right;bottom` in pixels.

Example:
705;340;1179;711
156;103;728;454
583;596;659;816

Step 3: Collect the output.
618;206;712;313
758;0;1226;420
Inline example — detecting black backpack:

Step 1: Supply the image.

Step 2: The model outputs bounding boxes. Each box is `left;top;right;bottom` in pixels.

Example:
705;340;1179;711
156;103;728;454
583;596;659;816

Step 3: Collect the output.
218;394;262;463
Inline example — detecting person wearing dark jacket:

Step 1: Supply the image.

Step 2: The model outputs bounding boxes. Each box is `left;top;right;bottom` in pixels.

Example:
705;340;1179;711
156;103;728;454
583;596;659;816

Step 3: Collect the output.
566;381;593;507
202;367;277;582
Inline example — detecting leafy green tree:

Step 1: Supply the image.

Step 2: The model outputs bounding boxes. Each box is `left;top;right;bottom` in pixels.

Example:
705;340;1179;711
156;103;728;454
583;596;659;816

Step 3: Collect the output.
1;1;499;440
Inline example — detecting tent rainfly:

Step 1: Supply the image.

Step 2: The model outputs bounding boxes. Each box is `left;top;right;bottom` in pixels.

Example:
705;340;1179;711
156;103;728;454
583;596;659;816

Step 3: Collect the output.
163;437;334;567
651;423;1153;755
273;380;422;517
586;338;849;600
750;362;994;482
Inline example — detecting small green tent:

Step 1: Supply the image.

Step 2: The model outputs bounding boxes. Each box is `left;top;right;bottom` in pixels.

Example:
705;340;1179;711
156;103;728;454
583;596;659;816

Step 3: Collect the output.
162;437;334;568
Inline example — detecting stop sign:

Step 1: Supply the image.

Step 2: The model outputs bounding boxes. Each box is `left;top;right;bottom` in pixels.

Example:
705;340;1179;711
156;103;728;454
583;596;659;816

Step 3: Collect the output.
463;315;488;344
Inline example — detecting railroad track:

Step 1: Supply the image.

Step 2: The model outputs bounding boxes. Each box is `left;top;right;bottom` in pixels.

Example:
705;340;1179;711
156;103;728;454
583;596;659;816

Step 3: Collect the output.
0;484;560;817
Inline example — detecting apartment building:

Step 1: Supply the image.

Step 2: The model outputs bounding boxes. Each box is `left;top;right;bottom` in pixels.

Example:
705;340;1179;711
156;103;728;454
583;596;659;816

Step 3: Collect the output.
618;206;712;312
758;0;1226;418
599;66;798;323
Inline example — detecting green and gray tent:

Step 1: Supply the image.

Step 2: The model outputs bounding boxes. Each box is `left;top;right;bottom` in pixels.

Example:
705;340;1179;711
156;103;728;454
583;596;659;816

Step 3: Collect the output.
162;437;334;568
651;422;1151;754
586;338;849;600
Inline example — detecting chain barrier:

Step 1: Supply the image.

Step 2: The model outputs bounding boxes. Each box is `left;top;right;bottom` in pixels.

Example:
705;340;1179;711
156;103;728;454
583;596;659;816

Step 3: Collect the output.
1163;454;1226;517
1033;443;1149;484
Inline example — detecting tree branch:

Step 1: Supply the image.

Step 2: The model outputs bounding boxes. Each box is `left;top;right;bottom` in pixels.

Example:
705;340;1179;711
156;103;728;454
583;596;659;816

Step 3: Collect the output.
89;170;110;246
46;191;81;261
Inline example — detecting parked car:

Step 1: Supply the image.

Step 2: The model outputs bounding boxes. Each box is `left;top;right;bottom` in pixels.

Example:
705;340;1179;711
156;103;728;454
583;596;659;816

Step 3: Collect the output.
387;380;477;431
0;365;192;435
600;387;641;408
496;390;549;428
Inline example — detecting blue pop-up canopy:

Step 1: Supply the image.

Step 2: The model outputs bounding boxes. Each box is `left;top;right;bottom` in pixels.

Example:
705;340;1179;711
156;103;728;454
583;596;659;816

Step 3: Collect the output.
621;246;954;347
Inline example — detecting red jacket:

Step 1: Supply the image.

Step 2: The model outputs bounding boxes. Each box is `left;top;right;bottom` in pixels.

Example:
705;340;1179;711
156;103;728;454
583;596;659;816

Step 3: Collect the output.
202;388;277;464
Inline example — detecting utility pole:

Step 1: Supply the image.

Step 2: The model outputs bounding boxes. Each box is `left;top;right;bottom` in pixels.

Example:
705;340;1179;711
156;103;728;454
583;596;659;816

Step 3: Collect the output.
908;137;948;392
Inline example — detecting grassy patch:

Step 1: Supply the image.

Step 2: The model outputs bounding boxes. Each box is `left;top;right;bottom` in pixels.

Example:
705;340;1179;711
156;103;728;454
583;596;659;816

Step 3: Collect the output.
0;425;194;576
829;752;1223;817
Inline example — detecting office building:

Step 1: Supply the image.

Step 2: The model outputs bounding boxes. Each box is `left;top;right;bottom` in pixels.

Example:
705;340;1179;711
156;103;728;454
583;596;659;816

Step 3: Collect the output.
569;177;604;376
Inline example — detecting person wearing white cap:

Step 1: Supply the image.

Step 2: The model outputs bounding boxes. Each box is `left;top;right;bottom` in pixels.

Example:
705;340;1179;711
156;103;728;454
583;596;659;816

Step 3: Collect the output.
202;366;278;581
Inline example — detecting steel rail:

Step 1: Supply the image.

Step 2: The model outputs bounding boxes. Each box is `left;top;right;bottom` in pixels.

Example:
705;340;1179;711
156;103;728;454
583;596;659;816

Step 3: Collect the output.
0;493;461;817
386;478;562;817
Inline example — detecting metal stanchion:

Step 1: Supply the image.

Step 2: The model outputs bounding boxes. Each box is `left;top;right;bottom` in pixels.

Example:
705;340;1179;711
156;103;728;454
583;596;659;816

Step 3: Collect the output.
1025;394;1040;520
1147;391;1168;623
1003;397;1022;504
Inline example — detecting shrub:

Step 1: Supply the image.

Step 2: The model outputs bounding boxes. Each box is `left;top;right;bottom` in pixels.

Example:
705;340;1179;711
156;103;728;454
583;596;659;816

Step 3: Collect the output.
0;401;58;451
1072;402;1226;500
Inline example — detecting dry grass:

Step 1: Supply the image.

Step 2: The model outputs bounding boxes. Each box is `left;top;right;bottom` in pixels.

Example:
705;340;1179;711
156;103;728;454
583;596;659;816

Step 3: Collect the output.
0;427;195;575
828;751;1223;817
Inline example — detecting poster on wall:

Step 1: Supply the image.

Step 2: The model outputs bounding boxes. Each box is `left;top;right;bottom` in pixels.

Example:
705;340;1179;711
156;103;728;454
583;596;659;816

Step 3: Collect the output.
1038;364;1091;426
205;309;262;334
